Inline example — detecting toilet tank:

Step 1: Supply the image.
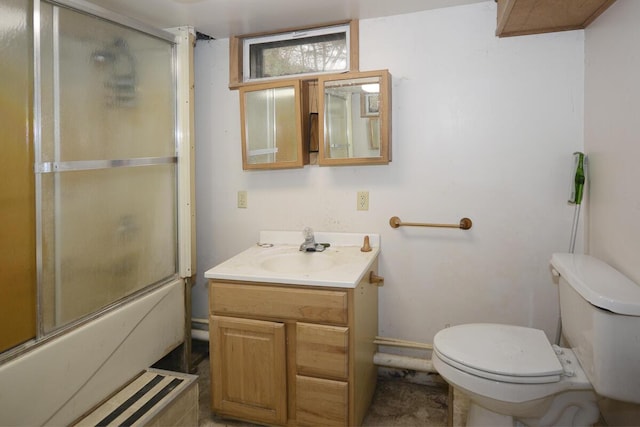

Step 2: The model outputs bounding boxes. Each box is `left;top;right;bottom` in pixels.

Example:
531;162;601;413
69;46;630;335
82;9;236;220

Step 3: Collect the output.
551;253;640;404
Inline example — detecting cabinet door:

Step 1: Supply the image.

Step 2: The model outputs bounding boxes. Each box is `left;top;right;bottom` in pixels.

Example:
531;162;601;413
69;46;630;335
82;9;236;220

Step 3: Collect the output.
296;375;348;426
211;315;287;425
239;79;307;170
297;323;349;380
317;70;391;166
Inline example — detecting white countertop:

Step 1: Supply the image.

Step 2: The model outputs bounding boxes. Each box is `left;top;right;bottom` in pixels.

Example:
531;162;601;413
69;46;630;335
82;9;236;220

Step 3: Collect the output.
204;231;380;288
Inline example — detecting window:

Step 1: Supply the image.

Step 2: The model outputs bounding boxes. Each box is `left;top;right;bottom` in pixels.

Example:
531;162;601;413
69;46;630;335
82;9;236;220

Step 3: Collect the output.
230;21;358;87
243;24;349;82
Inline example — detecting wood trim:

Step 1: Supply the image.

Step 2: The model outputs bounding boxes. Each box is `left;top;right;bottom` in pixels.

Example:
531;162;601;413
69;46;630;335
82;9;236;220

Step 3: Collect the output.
353;260;379;426
228;36;242;89
301;80;318;159
234;19;353;40
583;0;617;27
496;0;617;38
349;20;359;72
496;0;517;36
286;321;298;424
447;385;454;427
348;287;356;426
210;281;349;324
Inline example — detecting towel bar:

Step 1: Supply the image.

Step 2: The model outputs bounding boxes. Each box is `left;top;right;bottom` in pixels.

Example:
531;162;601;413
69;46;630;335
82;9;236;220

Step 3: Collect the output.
389;216;472;230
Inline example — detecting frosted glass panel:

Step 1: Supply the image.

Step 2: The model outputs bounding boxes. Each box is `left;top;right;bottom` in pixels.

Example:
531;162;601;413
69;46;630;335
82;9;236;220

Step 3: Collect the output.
39;4;177;331
50;7;175;162
45;166;176;326
244;86;298;164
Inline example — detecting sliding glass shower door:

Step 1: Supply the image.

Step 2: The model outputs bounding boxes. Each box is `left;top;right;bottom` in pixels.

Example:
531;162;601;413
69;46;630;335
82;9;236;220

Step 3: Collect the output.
37;2;178;331
0;0;181;355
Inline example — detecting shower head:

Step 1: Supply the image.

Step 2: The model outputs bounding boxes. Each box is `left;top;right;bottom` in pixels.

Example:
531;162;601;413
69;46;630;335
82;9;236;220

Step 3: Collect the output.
91;50;115;63
91;38;129;63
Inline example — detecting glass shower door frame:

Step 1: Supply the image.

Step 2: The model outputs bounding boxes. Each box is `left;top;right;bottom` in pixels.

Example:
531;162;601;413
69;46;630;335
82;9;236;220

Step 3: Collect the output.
33;0;181;337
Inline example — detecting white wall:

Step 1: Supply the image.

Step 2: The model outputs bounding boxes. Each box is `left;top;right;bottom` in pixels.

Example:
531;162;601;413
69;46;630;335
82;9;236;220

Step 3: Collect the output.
193;1;584;344
585;0;640;285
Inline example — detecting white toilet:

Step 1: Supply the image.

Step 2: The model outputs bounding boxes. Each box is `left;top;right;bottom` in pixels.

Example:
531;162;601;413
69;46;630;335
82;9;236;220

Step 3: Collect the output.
432;253;640;426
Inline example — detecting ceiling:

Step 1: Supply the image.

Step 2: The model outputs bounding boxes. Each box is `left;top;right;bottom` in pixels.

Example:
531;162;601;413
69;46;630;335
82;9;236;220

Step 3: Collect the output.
85;0;486;39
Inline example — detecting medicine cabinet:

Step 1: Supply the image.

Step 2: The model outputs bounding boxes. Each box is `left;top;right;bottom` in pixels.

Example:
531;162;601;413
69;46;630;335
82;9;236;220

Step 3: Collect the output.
239;80;308;170
317;70;391;166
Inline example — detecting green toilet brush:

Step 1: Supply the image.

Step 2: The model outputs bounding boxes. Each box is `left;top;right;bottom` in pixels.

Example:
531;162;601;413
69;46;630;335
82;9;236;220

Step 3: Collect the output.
568;152;585;254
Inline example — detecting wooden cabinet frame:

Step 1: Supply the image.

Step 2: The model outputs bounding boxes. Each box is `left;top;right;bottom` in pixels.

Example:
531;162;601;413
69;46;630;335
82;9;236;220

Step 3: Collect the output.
496;0;617;37
317;70;392;166
209;260;379;426
239;79;308;170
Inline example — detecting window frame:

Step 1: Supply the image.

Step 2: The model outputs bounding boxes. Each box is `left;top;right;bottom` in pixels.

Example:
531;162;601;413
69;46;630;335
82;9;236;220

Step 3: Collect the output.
242;24;350;83
229;20;359;89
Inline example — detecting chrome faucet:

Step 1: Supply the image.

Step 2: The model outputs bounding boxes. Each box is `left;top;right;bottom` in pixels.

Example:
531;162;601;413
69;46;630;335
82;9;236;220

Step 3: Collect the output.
299;227;316;251
299;227;326;252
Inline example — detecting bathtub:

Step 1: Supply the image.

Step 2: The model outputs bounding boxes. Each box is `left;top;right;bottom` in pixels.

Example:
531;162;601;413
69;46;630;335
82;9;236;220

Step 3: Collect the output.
0;279;185;426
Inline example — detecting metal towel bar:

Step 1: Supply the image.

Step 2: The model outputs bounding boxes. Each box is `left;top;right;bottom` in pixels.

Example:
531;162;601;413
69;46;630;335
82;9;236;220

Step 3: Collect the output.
389;216;472;230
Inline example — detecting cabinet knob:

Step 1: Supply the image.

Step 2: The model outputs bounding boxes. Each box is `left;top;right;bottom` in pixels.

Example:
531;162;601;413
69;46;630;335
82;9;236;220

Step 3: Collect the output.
369;272;384;286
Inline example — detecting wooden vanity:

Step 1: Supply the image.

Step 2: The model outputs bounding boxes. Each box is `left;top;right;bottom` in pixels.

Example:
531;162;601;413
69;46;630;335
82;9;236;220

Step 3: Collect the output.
205;232;380;426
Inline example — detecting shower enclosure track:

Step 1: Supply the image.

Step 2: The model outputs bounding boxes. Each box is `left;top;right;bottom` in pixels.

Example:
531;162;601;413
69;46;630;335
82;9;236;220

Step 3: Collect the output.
35;157;177;173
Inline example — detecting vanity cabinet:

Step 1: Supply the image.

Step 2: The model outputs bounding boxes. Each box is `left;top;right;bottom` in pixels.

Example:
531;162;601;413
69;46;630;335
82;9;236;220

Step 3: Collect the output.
239;79;308;170
208;262;378;426
496;0;616;37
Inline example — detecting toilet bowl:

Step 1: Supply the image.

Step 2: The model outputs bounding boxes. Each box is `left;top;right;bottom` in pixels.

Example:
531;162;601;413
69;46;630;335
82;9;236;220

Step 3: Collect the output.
432;323;598;426
432;254;640;427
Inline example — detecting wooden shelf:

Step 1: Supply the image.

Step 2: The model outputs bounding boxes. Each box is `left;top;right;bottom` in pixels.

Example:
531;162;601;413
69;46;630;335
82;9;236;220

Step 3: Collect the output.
496;0;617;37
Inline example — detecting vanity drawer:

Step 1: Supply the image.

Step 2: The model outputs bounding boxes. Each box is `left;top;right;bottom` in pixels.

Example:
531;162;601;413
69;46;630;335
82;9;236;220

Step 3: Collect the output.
210;281;348;324
296;375;348;426
297;323;349;380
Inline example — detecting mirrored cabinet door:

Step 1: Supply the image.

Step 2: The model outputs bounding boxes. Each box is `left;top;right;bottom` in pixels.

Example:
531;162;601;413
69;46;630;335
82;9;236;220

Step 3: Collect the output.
239;80;307;170
317;70;391;166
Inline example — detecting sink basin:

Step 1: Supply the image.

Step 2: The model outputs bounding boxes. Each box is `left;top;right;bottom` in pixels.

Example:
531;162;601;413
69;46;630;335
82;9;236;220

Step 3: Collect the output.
259;251;337;273
204;232;380;288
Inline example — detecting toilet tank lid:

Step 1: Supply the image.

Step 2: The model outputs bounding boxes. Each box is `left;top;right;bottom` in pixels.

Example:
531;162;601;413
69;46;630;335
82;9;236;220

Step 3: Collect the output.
551;253;640;316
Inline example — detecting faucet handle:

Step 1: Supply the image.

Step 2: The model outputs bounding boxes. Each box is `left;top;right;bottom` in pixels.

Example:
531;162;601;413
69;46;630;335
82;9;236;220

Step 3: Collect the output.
303;227;314;240
361;235;372;252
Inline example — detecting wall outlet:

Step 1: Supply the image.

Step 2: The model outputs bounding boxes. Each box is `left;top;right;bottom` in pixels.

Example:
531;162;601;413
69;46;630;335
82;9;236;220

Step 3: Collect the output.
237;190;247;208
357;191;369;211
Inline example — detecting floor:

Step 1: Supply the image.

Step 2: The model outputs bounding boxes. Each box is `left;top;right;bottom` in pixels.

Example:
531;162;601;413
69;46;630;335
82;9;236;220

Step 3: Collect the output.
193;341;454;427
187;342;612;427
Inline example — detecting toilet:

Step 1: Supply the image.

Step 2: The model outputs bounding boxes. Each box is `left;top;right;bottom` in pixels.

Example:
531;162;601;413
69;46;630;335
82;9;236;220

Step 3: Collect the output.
432;253;640;426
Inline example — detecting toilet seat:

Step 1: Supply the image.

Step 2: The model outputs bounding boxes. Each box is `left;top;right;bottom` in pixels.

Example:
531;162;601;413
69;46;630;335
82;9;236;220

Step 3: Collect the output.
433;324;563;384
432;323;592;405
